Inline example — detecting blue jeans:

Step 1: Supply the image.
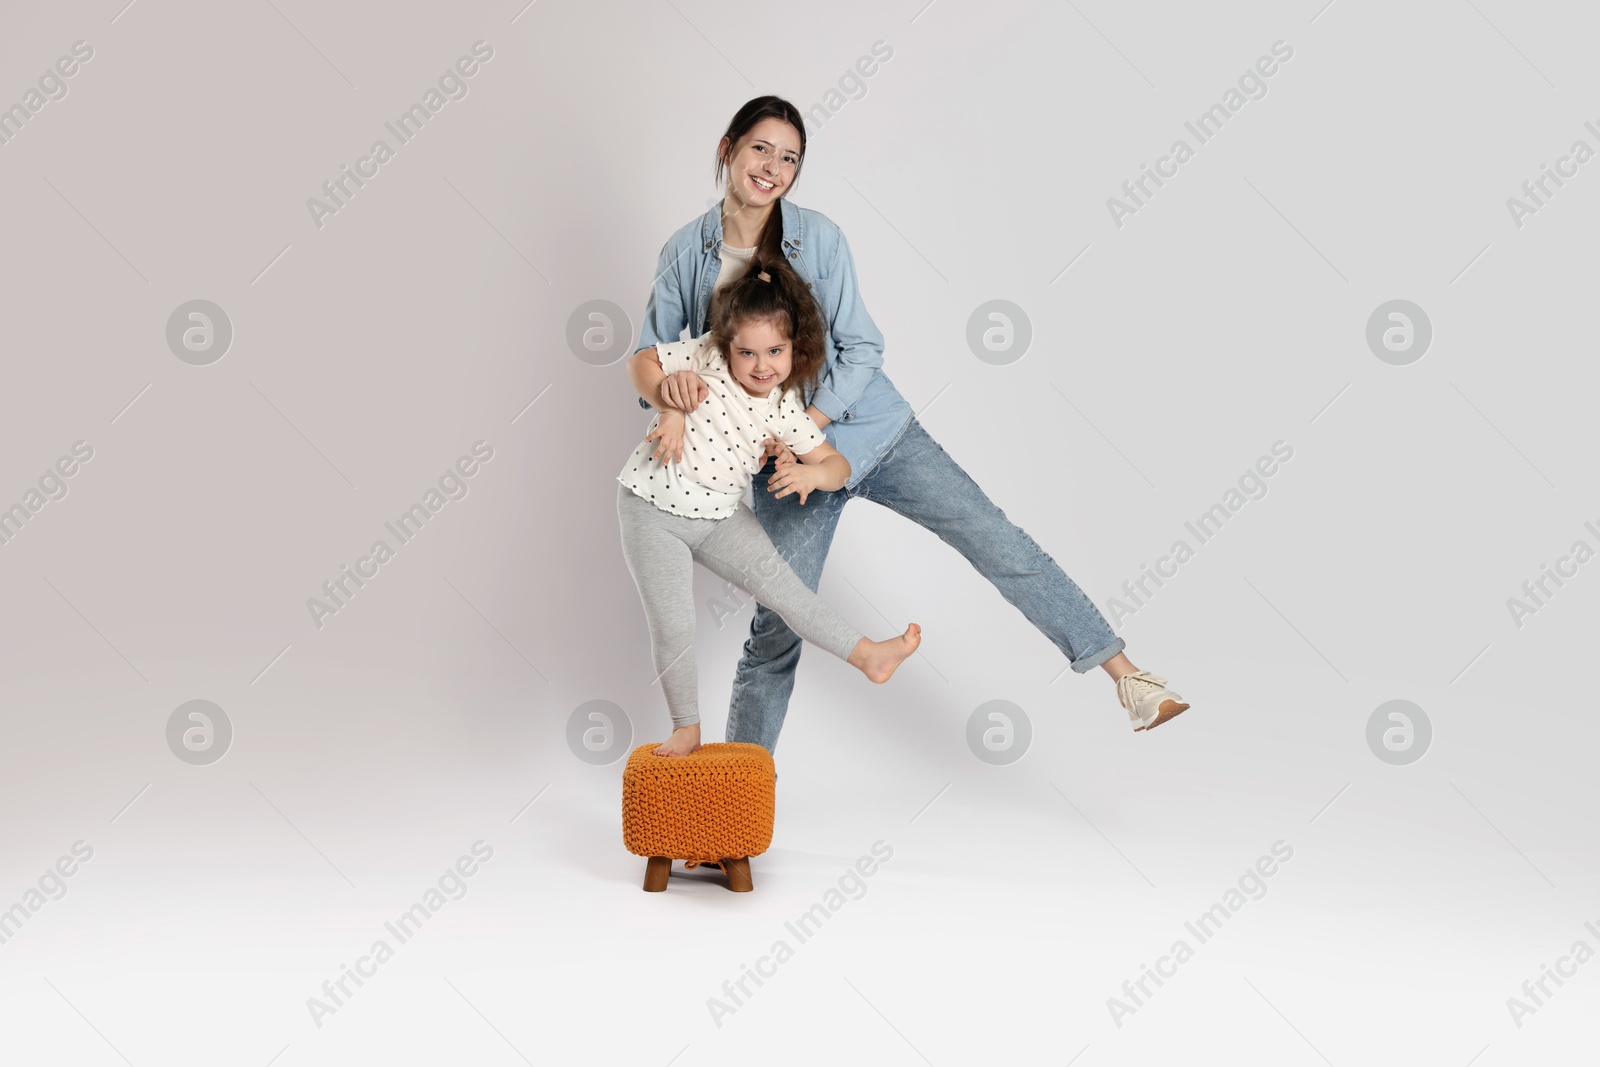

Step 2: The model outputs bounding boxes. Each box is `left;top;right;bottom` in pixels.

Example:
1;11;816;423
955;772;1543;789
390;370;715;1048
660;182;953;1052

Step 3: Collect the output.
726;416;1125;753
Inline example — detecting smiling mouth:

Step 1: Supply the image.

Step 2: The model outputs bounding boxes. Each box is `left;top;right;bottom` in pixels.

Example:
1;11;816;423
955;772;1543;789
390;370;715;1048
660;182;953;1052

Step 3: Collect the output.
751;372;775;383
750;176;775;191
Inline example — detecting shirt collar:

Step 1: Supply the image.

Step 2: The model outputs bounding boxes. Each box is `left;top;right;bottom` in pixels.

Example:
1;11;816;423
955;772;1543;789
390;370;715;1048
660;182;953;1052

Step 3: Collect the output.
699;196;804;252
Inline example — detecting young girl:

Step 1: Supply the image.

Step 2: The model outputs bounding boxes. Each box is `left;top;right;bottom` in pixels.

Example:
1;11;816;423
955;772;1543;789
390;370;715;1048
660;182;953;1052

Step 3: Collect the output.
618;255;922;758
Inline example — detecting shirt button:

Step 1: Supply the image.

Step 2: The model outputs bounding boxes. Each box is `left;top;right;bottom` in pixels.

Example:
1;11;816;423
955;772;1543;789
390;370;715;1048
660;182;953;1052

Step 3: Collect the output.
705;240;713;249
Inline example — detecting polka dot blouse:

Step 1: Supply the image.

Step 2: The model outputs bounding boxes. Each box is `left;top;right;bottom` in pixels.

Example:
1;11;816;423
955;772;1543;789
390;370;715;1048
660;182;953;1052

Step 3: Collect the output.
617;333;824;520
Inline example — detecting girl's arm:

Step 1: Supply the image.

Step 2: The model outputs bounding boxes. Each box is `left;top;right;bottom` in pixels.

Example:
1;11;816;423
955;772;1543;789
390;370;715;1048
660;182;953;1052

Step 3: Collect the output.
645;409;687;464
766;441;850;505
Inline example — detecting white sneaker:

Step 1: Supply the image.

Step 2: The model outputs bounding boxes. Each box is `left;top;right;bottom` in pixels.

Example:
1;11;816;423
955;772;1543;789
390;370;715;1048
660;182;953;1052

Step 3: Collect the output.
1116;671;1189;732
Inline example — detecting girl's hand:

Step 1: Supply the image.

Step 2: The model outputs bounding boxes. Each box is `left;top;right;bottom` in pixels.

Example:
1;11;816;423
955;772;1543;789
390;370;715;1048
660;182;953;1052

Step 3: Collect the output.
762;436;797;470
659;371;709;412
768;460;823;505
646;411;686;464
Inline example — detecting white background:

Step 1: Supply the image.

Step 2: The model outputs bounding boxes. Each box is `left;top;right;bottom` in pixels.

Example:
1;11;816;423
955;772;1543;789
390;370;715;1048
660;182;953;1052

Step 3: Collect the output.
0;0;1595;1063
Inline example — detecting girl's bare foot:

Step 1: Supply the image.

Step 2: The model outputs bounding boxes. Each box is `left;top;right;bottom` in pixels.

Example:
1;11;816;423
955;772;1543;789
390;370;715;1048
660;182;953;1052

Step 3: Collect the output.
653;723;701;757
849;624;922;684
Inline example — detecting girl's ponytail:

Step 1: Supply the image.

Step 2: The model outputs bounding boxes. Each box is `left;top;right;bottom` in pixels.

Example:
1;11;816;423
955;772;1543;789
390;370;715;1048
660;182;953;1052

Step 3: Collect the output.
708;255;827;406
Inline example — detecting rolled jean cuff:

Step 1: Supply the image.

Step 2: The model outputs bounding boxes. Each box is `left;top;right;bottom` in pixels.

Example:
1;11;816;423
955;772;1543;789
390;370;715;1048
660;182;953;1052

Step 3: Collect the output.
1070;635;1125;674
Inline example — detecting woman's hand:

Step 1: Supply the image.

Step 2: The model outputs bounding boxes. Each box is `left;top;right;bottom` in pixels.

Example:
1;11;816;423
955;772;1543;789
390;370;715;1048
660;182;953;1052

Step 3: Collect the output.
646;411;687;464
659;371;709;412
767;459;826;505
762;436;797;471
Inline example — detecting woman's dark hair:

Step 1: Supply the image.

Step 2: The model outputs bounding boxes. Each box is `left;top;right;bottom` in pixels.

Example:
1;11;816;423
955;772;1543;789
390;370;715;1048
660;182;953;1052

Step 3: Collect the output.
714;95;807;264
709;255;826;407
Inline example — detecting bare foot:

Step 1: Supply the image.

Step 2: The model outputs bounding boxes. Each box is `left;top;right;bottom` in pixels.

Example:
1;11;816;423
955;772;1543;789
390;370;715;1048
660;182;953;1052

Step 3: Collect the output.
653;723;701;757
849;624;922;684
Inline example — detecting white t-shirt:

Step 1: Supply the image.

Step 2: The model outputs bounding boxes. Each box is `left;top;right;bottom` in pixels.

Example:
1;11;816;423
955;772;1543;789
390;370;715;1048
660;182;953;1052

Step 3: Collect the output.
718;243;756;291
617;332;825;519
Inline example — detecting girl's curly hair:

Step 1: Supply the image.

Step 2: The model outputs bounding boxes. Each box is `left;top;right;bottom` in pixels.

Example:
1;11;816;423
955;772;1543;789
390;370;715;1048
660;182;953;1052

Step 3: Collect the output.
708;255;827;406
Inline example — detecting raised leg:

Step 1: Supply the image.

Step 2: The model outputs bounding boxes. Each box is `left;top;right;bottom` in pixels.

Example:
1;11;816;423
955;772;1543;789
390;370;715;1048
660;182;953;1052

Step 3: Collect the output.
643;856;670;892
722;857;753;892
695;504;864;666
857;417;1126;673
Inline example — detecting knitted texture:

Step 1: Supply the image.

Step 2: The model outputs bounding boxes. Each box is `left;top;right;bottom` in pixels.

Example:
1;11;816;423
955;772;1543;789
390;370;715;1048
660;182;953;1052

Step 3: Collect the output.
621;742;775;861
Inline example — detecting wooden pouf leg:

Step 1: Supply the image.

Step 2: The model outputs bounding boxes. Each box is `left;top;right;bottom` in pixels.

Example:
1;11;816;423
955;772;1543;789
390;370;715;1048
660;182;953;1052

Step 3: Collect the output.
643;856;671;892
723;857;753;893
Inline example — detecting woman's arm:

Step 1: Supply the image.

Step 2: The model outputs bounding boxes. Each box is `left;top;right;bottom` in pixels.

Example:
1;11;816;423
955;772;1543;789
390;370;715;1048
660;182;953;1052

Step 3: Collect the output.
637;239;690;357
627;346;707;412
807;227;886;424
633;237;693;410
627;347;669;409
766;441;850;505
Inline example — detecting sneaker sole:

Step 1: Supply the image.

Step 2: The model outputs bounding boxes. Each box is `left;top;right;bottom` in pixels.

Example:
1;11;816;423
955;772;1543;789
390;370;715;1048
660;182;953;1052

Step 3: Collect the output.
1135;699;1189;732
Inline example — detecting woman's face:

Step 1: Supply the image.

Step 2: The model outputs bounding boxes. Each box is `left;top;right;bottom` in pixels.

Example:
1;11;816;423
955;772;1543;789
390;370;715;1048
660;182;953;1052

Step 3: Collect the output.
721;118;802;214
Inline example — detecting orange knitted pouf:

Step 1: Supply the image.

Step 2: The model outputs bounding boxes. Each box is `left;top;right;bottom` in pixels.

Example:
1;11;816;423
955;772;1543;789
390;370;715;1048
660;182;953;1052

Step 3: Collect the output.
621;742;775;892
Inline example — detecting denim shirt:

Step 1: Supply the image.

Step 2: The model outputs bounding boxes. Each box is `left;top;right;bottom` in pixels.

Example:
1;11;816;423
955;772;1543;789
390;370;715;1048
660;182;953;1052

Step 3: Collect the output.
633;196;912;490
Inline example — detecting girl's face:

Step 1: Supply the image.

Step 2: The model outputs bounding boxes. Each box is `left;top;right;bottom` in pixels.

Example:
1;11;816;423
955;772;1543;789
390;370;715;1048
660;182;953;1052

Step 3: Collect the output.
720;118;802;215
727;317;792;397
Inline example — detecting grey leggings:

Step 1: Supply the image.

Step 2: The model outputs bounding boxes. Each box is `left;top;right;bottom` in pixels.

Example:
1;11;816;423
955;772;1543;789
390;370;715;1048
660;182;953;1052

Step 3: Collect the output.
616;484;864;729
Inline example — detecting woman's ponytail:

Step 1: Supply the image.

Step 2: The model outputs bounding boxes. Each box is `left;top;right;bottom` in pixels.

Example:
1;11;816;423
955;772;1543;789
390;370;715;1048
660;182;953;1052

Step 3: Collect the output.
754;203;785;264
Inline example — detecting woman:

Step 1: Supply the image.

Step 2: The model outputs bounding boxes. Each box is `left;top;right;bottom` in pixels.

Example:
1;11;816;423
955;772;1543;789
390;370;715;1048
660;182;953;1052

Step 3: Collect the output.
632;96;1189;754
